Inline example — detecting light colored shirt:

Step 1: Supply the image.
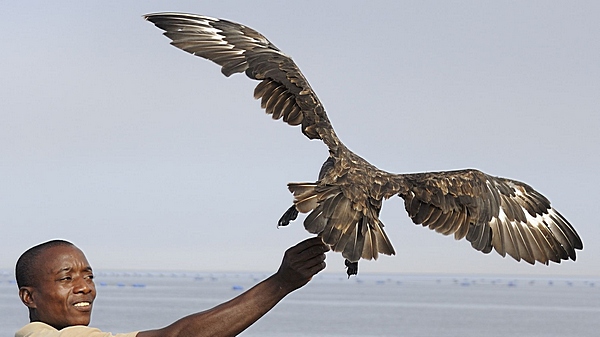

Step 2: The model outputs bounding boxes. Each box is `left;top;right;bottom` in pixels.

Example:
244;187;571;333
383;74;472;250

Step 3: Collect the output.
15;322;138;337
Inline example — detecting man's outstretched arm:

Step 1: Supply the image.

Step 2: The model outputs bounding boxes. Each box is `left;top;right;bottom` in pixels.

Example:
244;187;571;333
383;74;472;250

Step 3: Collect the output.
137;237;328;337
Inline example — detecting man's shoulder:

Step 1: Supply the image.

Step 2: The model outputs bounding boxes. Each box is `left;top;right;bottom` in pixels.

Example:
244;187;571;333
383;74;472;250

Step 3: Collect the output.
16;322;138;337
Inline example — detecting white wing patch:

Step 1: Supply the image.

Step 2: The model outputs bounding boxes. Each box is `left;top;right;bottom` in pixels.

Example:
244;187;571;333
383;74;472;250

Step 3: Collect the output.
490;204;573;264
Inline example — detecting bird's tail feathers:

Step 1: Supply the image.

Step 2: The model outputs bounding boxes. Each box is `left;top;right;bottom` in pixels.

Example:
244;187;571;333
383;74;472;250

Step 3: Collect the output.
288;182;396;262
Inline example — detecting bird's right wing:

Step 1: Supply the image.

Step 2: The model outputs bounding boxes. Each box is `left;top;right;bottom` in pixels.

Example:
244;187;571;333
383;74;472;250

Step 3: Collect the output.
397;169;582;265
144;12;339;147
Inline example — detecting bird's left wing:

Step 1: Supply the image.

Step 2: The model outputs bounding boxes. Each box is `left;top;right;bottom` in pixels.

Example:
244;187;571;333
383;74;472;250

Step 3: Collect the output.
144;12;337;145
397;169;582;265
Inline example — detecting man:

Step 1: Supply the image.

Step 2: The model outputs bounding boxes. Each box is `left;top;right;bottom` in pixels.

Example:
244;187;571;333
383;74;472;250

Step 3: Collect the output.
16;238;328;337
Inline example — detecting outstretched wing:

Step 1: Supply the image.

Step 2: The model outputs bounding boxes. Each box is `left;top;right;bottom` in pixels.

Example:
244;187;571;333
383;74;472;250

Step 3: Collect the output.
398;169;582;264
144;12;339;147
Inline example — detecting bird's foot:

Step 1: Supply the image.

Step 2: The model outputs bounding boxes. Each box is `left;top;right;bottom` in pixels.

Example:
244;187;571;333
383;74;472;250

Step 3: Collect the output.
277;205;298;227
345;260;358;278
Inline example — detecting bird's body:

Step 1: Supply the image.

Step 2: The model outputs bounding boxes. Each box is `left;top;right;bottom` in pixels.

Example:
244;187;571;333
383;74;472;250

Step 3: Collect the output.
145;13;583;276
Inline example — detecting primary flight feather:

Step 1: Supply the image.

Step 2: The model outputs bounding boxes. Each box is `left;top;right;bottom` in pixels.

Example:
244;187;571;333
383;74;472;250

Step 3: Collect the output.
144;12;583;276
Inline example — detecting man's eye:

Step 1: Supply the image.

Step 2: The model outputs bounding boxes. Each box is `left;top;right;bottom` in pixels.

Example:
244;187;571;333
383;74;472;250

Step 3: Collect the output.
60;276;72;281
87;274;94;280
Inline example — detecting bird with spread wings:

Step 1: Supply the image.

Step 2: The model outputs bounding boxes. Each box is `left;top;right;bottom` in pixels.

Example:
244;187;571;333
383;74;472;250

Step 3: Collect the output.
145;13;582;276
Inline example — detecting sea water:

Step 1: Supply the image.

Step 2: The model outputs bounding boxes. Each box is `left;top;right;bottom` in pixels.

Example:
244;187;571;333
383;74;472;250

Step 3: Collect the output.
1;271;598;336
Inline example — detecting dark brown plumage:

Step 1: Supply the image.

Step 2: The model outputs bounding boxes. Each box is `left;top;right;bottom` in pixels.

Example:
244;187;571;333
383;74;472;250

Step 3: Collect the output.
145;12;583;276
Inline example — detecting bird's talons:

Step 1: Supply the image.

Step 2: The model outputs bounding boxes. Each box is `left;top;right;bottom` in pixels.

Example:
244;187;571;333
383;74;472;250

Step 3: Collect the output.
345;260;358;278
277;205;298;227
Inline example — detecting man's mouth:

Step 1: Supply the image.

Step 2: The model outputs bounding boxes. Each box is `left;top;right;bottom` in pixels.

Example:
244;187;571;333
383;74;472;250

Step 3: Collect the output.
73;301;91;308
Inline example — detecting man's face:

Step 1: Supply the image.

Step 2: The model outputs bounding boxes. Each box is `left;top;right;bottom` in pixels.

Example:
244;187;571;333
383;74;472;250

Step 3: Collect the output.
26;245;96;329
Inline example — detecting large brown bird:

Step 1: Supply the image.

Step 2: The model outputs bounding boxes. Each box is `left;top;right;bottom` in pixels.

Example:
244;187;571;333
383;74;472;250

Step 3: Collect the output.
145;12;583;276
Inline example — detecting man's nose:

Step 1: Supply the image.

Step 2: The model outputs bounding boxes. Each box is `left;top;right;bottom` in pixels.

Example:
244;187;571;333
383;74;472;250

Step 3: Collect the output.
73;277;94;294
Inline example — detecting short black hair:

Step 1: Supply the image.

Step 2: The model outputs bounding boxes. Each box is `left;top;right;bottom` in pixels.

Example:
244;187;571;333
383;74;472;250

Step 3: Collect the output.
15;239;75;288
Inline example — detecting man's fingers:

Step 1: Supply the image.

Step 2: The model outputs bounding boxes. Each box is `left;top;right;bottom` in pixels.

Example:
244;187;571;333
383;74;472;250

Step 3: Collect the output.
305;253;327;271
304;260;326;278
275;237;329;291
285;239;328;276
290;252;327;279
289;237;329;256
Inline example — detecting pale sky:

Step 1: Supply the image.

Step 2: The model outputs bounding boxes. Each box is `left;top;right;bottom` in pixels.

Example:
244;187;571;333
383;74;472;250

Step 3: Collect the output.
1;1;598;277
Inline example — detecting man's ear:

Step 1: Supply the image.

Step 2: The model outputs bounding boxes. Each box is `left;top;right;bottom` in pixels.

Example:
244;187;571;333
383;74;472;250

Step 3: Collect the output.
19;287;37;309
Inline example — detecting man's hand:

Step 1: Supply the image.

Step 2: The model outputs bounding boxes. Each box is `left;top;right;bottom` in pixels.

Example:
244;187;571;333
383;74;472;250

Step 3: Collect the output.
274;237;329;292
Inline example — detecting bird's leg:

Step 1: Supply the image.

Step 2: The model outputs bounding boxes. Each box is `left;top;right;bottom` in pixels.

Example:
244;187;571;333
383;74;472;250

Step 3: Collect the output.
318;157;335;180
277;205;298;227
345;259;358;278
279;157;331;228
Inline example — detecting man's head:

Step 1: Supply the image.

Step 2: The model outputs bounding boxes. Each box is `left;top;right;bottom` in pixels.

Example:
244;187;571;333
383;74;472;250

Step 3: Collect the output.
16;240;96;330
